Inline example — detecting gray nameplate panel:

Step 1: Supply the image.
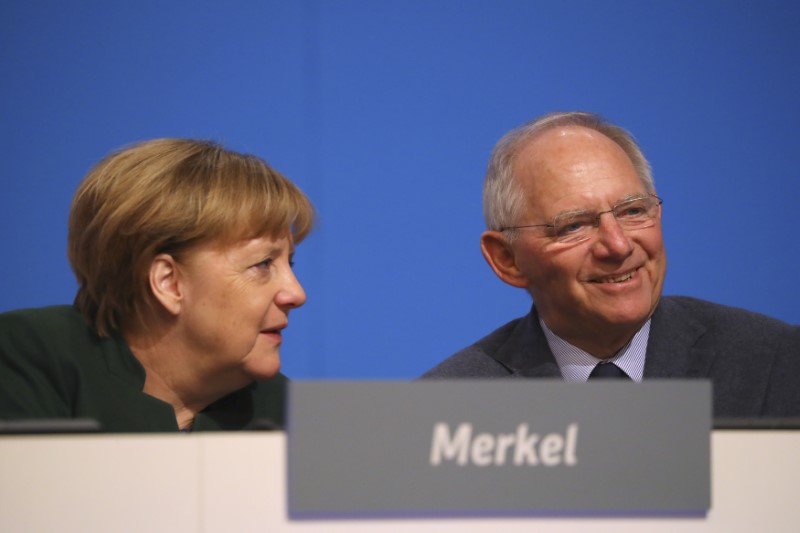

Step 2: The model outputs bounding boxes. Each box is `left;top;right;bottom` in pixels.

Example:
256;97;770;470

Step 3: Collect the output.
287;380;711;518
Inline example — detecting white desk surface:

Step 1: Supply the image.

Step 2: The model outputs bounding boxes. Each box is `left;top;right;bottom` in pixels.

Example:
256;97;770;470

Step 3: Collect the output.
1;431;798;532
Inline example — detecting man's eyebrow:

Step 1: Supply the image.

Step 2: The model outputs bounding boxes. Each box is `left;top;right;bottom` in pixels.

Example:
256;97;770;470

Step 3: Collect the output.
616;192;650;203
549;193;649;219
552;207;593;219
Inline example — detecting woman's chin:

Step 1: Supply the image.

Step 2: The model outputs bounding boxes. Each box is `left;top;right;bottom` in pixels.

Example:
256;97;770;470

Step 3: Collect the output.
242;351;282;381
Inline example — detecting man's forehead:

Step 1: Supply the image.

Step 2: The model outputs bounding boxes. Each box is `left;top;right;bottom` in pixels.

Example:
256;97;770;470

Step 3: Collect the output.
516;126;617;165
517;125;635;179
514;127;645;212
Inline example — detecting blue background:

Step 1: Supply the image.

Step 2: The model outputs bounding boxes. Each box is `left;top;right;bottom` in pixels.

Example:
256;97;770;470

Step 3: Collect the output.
2;1;798;379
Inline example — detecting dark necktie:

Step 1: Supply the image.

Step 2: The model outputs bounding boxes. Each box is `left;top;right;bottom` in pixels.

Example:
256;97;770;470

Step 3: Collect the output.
589;362;631;380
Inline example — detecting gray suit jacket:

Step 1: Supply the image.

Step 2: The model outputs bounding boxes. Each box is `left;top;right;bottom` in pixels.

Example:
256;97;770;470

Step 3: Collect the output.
422;296;800;418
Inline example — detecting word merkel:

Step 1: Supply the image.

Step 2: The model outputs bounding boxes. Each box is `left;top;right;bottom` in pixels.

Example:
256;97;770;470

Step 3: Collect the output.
429;422;579;467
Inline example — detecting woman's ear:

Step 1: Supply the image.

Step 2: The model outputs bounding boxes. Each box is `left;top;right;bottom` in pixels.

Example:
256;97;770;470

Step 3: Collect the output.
480;231;530;289
149;254;183;316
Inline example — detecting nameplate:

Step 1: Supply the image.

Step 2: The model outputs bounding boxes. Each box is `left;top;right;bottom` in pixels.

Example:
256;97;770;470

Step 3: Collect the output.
287;380;711;518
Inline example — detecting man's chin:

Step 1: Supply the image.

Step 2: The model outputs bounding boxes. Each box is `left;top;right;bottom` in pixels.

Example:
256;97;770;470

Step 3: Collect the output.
593;292;658;321
592;307;653;333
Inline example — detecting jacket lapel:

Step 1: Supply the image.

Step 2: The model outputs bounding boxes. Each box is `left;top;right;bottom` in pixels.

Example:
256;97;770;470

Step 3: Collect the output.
644;298;716;378
492;298;718;380
493;306;563;378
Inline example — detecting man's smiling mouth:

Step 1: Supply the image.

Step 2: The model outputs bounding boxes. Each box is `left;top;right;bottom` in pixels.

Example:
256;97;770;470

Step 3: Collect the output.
590;269;636;284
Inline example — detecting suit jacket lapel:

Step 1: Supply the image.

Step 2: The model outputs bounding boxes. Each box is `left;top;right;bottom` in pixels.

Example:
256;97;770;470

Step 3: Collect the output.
645;297;716;378
491;298;717;380
493;306;563;378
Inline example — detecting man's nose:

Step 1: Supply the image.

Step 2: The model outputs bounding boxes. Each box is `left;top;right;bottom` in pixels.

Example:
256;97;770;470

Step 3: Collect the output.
592;213;634;258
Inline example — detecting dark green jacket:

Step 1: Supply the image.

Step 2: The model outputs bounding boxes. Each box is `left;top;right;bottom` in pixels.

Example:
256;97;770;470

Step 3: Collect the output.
0;306;287;432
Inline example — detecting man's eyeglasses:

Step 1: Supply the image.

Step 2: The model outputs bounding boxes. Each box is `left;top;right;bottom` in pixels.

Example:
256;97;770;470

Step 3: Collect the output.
500;194;663;245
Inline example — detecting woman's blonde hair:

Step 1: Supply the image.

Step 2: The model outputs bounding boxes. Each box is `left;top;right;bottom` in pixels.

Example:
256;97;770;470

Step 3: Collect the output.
68;138;315;336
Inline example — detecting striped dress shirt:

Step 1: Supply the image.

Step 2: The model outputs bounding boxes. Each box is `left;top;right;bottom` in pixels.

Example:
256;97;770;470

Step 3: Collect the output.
541;318;650;382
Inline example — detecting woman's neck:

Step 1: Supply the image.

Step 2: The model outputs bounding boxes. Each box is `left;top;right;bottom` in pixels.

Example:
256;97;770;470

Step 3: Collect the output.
124;324;215;429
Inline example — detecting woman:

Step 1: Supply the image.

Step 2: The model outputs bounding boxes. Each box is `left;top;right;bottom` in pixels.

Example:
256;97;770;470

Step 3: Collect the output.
0;138;314;432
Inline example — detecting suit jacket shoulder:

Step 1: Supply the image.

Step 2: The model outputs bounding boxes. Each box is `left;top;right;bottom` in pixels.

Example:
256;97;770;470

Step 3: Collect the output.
647;296;800;416
421;306;561;378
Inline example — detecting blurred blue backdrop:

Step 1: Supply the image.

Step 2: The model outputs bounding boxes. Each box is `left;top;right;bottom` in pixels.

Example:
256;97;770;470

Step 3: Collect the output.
2;0;798;378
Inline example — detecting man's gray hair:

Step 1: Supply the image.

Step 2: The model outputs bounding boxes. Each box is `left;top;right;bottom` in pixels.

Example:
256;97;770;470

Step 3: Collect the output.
483;112;655;238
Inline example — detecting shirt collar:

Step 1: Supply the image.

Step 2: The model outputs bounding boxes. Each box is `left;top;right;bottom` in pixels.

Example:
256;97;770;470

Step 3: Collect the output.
540;318;650;382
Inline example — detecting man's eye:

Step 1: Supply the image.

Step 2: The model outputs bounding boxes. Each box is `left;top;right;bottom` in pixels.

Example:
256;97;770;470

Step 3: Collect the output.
556;219;590;236
618;205;646;218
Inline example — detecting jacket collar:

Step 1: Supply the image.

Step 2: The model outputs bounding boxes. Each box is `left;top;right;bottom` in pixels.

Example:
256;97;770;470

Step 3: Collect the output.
493;305;563;378
645;297;715;378
492;297;717;379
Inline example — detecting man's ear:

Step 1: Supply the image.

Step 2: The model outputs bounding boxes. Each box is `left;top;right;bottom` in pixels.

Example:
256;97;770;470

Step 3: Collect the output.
480;231;530;289
149;254;183;316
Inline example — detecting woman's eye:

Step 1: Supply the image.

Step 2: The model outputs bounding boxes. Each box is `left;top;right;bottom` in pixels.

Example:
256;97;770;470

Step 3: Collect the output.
255;258;274;269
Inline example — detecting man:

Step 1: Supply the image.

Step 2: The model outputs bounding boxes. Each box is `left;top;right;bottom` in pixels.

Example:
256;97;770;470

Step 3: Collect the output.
422;111;799;418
